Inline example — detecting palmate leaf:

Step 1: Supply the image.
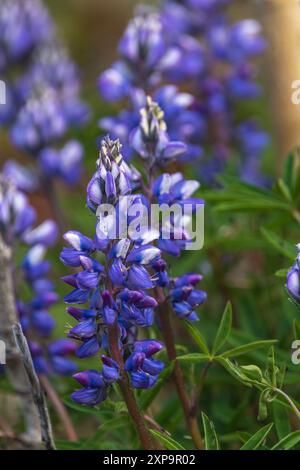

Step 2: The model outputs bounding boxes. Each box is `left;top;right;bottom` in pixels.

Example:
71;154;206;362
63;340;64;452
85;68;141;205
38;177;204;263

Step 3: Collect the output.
240;423;274;450
260;227;296;260
149;430;185;450
212;301;232;354
271;430;300;450
201;413;220;450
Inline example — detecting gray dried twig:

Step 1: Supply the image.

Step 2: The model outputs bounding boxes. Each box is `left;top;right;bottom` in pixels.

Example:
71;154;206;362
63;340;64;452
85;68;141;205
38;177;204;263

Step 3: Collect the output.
13;323;56;450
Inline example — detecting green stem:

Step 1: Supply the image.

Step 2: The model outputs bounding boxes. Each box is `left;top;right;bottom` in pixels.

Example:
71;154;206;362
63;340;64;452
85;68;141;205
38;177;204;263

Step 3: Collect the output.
273;387;300;423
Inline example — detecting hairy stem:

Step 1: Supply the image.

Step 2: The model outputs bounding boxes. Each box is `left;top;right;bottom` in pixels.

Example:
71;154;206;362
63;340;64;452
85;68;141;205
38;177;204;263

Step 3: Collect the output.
0;235;42;447
39;374;77;442
108;322;155;450
155;287;203;450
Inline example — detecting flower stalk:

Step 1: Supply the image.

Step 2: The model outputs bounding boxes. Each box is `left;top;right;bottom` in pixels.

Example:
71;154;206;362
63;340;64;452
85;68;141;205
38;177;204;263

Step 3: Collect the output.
155;287;203;450
108;321;155;450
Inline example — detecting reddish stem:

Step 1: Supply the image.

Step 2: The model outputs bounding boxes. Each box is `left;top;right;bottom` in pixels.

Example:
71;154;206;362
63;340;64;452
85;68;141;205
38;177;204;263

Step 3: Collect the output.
155;286;203;450
108;322;155;450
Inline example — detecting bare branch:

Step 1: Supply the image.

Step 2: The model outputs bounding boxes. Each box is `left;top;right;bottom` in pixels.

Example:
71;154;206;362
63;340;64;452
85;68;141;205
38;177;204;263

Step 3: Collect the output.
0;234;42;447
13;323;56;450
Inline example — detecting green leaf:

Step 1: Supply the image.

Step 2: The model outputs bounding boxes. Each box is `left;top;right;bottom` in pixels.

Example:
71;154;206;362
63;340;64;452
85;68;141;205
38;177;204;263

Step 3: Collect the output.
283;149;296;188
283;147;300;194
140;362;174;410
275;268;289;278
183;321;210;355
261;227;296;260
293;319;300;341
216;357;254;387
215;199;289;213
55;439;85;450
258;390;269;421
149;430;185;450
277;178;293;203
266;346;277;387
221;340;278;358
177;353;211;364
271;430;300;450
272;401;291;440
63;397;101;415
212;301;232;354
240;365;264;382
240;423;273;450
201;412;220;450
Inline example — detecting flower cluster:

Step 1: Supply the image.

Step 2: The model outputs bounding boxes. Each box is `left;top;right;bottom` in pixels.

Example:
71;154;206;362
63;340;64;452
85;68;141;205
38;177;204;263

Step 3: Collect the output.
0;0;89;188
72;356;119;406
0;176;76;376
62;95;207;405
170;274;207;321
98;2;268;185
286;245;300;307
61;138;168;405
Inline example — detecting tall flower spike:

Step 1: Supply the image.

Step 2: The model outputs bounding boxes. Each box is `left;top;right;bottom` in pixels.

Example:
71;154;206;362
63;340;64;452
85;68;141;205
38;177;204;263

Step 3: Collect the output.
0;0;89;188
63;134;167;448
99;2;268;186
87;136;132;212
0;176;76;377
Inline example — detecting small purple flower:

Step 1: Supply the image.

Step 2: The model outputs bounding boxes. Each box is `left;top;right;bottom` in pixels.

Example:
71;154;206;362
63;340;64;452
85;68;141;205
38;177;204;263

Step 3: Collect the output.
170;273;207;321
287;247;300;305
